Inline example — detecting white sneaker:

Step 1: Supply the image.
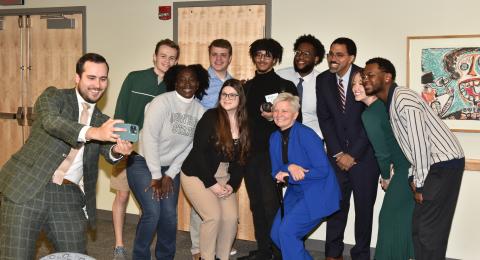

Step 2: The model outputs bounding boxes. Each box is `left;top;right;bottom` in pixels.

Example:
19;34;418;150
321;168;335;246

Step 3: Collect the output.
230;248;238;256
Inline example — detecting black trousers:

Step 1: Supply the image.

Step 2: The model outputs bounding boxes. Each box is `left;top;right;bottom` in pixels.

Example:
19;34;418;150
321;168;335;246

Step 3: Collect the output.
412;159;464;260
244;151;280;257
325;161;379;260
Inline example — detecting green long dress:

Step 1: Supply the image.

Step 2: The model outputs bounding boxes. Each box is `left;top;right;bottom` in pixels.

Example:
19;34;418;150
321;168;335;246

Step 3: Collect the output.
361;99;415;260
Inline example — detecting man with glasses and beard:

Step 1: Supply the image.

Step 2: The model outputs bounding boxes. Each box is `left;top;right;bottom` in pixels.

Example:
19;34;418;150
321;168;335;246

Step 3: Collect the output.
277;34;326;138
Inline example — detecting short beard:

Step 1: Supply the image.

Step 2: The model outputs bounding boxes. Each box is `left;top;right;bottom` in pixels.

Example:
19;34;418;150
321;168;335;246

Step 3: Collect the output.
294;62;315;75
78;88;102;103
365;86;381;96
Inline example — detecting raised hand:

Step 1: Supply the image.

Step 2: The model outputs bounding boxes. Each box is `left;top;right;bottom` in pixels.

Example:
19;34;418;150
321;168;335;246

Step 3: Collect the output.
86;118;126;142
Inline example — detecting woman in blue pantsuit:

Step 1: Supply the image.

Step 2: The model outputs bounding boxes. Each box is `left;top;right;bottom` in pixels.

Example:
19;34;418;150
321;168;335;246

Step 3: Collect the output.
269;93;341;260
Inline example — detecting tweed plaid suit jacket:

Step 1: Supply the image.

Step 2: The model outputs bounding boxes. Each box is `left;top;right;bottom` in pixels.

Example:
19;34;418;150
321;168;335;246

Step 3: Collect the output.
0;87;116;228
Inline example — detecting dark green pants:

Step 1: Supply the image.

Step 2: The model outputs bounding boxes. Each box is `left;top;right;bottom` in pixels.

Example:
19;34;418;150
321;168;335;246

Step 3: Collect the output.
0;182;87;260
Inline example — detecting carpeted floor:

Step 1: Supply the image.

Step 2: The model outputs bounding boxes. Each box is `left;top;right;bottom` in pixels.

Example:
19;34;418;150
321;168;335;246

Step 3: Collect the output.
35;218;348;260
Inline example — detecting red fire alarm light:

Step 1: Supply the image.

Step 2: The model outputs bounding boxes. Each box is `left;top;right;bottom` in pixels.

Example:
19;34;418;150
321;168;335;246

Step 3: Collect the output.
158;6;171;20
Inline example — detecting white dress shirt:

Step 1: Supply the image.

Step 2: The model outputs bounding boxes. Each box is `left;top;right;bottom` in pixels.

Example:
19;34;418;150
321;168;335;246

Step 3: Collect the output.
276;67;322;138
63;90;96;184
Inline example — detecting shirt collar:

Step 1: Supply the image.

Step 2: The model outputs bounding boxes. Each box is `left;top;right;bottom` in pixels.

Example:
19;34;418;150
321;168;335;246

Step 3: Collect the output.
295;69;316;82
336;65;353;84
386;83;398;114
175;91;195;103
208;66;231;81
75;89;96;113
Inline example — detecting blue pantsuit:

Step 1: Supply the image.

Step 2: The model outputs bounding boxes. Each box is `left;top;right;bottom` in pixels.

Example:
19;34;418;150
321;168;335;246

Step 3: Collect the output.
271;186;323;260
269;122;341;260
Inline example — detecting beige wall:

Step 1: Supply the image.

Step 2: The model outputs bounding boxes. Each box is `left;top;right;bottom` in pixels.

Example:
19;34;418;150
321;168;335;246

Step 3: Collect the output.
2;1;479;258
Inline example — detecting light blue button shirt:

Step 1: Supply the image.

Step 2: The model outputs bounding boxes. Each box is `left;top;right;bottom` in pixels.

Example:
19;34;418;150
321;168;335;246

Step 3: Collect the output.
200;66;232;109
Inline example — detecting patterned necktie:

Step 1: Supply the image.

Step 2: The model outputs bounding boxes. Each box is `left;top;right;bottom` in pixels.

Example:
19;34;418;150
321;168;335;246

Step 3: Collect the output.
52;102;90;185
297;78;304;104
338;79;346;112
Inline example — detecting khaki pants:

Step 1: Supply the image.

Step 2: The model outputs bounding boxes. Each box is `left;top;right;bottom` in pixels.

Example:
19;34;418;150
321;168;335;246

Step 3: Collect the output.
181;163;238;260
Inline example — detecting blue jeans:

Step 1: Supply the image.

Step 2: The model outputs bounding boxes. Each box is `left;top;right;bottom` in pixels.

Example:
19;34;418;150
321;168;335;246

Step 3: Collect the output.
127;154;180;260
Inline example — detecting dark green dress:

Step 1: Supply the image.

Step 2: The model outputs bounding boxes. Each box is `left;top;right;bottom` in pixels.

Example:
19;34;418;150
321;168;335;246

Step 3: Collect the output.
361;99;415;260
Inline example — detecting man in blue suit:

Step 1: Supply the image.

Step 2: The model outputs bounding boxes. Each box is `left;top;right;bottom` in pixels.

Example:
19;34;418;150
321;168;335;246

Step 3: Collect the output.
316;38;379;260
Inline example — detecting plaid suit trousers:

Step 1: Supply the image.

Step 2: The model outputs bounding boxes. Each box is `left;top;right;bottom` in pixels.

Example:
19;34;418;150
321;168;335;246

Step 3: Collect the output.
0;182;87;259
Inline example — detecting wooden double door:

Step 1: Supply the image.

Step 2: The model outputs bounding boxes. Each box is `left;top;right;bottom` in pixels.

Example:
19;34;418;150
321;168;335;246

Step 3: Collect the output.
174;2;270;241
0;9;84;167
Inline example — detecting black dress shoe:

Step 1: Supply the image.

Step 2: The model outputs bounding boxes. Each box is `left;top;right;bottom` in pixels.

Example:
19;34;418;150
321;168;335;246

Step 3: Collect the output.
237;250;257;259
237;250;274;260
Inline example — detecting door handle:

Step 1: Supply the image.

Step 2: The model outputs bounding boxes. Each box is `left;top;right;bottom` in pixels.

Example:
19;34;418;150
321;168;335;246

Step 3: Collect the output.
0;107;25;126
0;111;17;120
0;107;35;126
16;107;26;126
26;107;35;126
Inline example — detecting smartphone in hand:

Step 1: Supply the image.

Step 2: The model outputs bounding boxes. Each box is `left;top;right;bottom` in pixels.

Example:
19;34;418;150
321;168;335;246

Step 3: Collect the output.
114;123;139;142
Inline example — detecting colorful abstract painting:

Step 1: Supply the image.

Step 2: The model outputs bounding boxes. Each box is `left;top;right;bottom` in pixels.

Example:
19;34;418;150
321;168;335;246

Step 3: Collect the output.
420;47;480;120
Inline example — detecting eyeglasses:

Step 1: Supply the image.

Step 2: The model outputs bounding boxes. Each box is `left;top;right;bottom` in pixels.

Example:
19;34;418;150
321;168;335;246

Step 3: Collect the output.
327;52;348;59
294;50;313;58
254;51;273;61
220;93;239;100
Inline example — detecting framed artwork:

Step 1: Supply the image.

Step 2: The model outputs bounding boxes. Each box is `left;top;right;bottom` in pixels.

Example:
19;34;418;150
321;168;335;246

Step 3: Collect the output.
407;34;480;133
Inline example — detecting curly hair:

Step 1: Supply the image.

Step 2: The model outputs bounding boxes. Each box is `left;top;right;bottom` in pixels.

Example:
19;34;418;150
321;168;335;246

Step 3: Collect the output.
249;38;284;64
164;64;210;100
293;34;325;65
214;79;250;164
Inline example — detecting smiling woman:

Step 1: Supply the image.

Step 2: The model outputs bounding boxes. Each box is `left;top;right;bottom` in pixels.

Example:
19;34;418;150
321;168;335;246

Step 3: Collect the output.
269;92;341;260
125;64;208;259
181;79;250;260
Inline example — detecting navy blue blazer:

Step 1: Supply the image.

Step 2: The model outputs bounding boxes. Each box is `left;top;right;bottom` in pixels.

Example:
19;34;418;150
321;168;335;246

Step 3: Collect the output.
315;64;377;165
269;122;340;220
